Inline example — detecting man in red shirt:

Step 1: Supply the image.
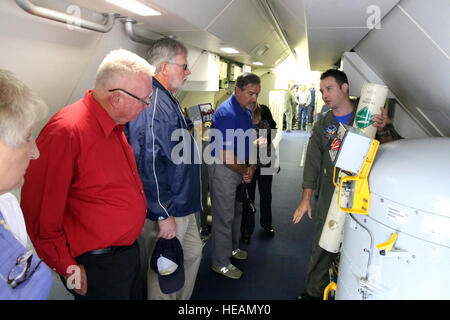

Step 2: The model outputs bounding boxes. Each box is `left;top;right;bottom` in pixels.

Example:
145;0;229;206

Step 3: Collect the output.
20;49;155;300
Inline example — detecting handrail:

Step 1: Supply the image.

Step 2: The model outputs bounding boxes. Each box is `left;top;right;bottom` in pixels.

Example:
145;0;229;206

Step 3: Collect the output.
120;19;155;45
15;0;118;33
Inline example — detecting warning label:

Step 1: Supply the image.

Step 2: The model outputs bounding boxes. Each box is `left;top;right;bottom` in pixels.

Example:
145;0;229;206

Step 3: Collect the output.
386;205;410;225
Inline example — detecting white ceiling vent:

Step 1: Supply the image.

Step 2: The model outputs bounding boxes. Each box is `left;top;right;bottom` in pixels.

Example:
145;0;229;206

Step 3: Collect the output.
255;44;269;56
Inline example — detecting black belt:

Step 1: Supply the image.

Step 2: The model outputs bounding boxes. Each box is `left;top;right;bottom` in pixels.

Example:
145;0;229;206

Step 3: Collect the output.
85;242;136;256
87;247;115;255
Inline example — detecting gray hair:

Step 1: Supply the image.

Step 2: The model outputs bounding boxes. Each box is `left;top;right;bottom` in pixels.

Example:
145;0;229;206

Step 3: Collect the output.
147;38;188;74
95;48;155;89
0;69;48;147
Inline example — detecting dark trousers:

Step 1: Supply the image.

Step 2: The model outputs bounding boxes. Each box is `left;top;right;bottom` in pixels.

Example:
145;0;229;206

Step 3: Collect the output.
241;167;273;236
61;241;144;300
200;155;210;232
307;105;314;124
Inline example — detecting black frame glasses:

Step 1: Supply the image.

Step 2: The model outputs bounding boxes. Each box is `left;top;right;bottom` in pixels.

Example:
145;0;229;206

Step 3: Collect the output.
108;88;152;106
168;62;189;71
2;249;43;289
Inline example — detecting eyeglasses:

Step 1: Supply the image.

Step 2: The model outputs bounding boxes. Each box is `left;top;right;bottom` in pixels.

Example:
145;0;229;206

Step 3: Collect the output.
0;249;43;289
167;62;189;71
108;88;152;106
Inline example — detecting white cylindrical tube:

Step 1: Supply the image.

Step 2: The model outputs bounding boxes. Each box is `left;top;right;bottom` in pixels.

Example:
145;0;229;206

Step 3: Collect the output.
319;187;346;253
319;83;388;253
354;83;388;139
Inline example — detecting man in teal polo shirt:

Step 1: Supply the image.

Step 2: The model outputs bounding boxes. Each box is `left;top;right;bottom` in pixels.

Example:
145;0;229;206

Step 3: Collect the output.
208;72;259;279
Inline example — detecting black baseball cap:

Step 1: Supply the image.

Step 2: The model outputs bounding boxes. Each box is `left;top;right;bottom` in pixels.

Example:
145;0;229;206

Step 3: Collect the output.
150;237;185;294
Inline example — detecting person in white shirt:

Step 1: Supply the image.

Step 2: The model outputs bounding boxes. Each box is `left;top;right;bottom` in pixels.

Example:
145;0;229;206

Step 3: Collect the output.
294;84;311;130
0;69;52;299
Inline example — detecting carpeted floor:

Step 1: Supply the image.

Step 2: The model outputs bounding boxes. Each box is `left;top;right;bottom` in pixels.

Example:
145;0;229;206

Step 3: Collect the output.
191;130;317;300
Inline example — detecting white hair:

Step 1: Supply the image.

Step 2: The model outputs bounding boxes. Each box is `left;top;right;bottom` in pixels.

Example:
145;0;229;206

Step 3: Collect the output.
95;49;155;89
0;69;48;147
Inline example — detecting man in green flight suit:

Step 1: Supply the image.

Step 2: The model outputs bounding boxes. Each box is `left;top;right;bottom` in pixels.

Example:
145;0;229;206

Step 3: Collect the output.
292;69;401;300
285;83;296;132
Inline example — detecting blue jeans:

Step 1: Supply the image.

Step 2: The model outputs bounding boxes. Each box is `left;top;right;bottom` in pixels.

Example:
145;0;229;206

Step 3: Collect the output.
298;105;307;129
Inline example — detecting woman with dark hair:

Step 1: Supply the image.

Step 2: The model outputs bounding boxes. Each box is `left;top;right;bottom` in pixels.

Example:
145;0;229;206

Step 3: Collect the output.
241;103;279;244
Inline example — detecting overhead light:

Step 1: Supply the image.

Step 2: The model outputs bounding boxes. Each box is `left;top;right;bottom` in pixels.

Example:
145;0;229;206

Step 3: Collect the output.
253;62;264;66
106;0;161;16
220;47;239;54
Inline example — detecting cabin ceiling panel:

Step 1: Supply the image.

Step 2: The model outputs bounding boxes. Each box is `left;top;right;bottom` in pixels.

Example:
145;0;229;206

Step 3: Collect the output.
308;28;369;71
158;30;224;56
304;0;399;71
157;29;253;66
398;0;450;55
146;0;233;30
267;0;307;50
252;30;288;66
30;0;106;23
354;5;450;137
306;0;398;28
63;0;197;31
206;0;273;54
65;0;288;67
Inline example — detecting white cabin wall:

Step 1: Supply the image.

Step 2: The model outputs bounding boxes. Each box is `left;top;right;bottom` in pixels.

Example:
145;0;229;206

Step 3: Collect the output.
0;1;150;199
253;68;277;108
180;91;216;110
0;0;149;135
342;52;428;139
392;101;428;139
186;67;278;112
178;45;220;110
213;88;233;110
352;0;450;137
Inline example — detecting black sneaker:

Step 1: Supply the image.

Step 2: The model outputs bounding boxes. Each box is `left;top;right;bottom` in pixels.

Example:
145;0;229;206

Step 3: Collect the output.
200;228;209;237
241;233;251;244
200;228;210;245
263;226;275;236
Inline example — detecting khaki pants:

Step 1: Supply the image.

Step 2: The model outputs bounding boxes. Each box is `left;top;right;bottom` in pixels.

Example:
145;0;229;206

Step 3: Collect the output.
285;109;293;131
141;215;202;300
208;163;243;267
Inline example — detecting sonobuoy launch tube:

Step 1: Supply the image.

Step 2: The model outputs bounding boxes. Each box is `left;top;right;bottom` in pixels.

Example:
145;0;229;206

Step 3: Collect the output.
319;83;388;253
354;83;389;138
